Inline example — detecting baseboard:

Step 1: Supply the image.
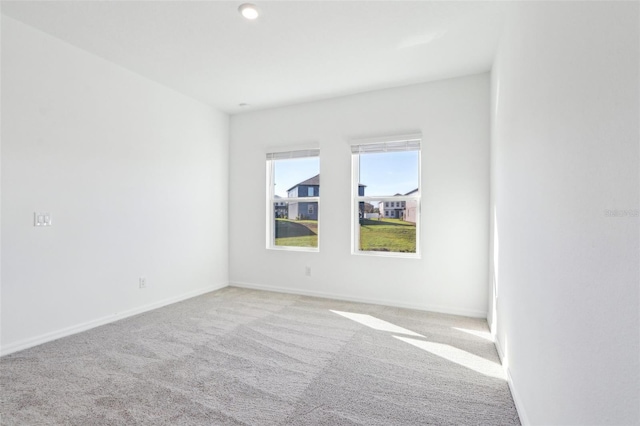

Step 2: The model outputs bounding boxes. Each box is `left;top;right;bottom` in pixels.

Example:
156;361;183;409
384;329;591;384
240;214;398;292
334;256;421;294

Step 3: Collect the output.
230;281;487;318
1;282;228;357
494;337;530;426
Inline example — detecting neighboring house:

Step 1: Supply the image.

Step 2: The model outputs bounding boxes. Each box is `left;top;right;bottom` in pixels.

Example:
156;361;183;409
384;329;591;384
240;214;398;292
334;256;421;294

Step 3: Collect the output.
287;174;320;220
274;195;288;218
403;188;419;223
378;194;406;219
287;174;366;220
357;185;367;218
377;188;418;222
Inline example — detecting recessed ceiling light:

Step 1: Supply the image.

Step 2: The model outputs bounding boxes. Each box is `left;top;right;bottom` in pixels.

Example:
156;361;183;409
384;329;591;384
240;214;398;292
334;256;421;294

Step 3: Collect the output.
238;4;259;20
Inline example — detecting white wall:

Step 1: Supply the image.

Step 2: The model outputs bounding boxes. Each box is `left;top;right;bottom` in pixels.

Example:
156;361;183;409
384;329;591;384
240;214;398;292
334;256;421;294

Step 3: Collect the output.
230;74;490;317
490;2;639;424
1;16;229;354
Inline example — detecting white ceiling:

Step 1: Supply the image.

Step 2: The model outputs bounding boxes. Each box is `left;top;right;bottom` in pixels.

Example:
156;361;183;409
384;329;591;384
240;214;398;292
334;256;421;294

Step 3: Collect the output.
1;1;507;114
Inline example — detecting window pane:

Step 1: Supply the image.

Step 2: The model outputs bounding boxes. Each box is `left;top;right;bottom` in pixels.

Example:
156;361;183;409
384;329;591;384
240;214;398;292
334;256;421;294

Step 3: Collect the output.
271;156;319;249
358;151;419;197
358;206;416;253
274;157;319;198
274;203;318;248
355;148;419;255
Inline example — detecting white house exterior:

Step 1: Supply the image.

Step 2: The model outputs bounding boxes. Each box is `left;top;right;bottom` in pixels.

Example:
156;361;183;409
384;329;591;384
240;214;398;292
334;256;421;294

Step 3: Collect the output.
403;188;419;223
378;197;406;219
377;189;418;222
274;195;288;218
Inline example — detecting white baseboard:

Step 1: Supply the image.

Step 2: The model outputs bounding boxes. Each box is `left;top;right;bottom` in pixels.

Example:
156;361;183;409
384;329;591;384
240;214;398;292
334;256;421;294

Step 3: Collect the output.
494;337;530;426
1;282;228;357
230;280;487;318
495;336;505;363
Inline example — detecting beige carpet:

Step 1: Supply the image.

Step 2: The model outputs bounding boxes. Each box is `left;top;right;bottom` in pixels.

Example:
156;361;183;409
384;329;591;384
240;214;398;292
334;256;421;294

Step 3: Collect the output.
1;287;520;425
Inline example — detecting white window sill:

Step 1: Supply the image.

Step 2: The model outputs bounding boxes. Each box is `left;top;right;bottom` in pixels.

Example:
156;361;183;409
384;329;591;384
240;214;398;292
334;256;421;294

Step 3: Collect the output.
267;246;319;253
352;250;421;259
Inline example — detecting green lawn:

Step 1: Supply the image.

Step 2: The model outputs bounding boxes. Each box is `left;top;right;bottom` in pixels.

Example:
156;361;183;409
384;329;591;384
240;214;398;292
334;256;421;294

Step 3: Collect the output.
273;218;415;252
275;219;318;248
359;218;416;253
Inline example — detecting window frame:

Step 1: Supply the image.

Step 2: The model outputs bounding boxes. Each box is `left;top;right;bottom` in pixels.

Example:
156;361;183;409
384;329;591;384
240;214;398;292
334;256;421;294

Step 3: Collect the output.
350;135;421;258
266;148;320;252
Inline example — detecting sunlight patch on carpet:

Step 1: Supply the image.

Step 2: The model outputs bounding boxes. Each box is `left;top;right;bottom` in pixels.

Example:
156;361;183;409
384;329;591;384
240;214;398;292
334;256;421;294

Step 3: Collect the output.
330;310;424;337
394;336;506;380
452;327;493;342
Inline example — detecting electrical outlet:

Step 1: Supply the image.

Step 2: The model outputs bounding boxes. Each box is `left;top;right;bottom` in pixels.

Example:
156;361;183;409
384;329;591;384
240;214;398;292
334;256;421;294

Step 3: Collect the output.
139;277;147;289
305;266;311;277
34;212;52;227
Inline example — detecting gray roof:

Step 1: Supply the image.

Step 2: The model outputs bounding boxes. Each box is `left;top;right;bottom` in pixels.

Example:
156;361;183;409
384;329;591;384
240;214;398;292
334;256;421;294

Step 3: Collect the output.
287;174;319;191
288;174;365;191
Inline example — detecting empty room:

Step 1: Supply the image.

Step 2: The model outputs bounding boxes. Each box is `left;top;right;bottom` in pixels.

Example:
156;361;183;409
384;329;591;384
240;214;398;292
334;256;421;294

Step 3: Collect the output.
1;1;638;425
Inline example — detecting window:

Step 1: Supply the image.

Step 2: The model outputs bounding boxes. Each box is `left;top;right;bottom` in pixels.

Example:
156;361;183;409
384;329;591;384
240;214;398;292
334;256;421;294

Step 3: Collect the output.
267;148;320;251
351;135;421;257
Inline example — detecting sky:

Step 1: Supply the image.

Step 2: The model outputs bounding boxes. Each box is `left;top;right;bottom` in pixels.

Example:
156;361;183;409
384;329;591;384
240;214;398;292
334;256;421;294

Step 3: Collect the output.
273;157;320;197
273;151;419;198
359;151;419;196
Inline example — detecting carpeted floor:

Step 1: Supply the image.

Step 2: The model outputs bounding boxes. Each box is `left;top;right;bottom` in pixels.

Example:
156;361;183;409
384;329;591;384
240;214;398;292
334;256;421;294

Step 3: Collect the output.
1;287;520;425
